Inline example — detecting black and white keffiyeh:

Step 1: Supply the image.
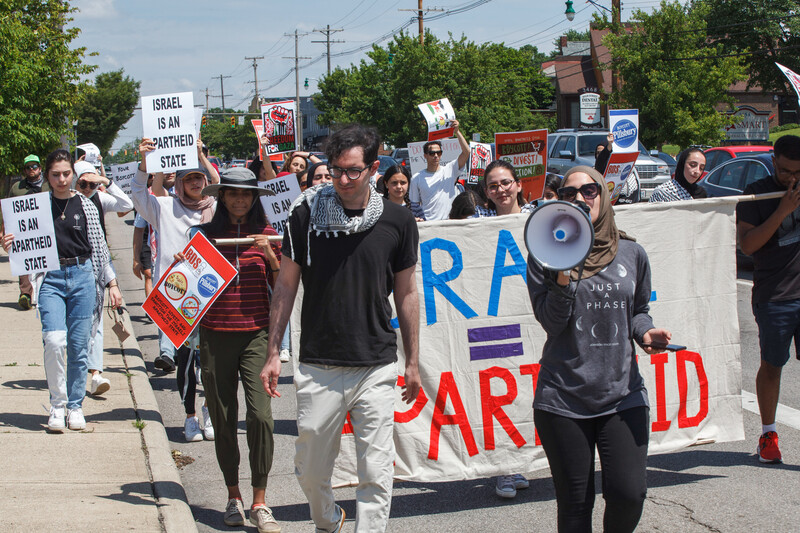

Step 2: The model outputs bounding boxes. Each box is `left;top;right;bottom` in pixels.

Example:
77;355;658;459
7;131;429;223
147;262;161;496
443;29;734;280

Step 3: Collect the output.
77;194;114;336
286;183;384;265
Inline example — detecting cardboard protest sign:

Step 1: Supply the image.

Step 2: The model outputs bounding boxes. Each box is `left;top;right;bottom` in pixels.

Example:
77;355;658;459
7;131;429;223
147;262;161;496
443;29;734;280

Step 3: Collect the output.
260;100;297;155
141;92;199;173
259;175;302;235
77;143;101;165
1;192;59;276
111;162;137;198
776;63;800;106
609;108;639;154
603;152;639;204
407;138;462;177
494;129;548;201
467;142;493;185
194;107;204;136
418;98;456;141
290;198;745;485
143;231;237;349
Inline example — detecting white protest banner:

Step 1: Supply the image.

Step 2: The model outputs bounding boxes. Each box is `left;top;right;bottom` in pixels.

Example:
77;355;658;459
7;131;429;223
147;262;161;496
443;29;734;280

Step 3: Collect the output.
259;175;302;234
776;62;800;106
78;143;101;165
603;152;639;204
141;92;198;173
260;100;298;155
408;138;462;177
111;162;137;198
418;98;456;141
467;142;493;185
609;108;639;154
143;231;237;349
1;192;59;276
287;199;744;485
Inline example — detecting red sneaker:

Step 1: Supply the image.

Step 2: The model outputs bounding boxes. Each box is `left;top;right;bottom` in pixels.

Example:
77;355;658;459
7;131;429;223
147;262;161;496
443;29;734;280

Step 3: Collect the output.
758;431;783;464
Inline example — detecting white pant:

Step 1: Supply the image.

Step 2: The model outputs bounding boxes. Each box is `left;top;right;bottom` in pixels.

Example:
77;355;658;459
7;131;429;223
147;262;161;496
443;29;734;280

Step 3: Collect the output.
294;362;397;533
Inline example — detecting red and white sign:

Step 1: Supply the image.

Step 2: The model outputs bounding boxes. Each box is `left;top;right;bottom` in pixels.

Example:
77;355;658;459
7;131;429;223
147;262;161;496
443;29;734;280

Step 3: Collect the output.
260;100;297;155
603;152;640;204
251;119;286;163
143;232;237;348
418;98;456;141
494;129;548;201
467;142;493;185
724;105;770;142
777;62;800;106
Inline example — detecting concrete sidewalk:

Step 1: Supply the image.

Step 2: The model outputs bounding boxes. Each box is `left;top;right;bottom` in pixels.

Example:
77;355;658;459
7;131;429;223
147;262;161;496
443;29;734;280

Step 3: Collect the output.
0;214;196;532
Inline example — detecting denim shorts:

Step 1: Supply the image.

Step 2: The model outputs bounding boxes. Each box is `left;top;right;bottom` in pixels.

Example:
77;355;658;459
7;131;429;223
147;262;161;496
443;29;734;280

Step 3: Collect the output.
753;298;800;367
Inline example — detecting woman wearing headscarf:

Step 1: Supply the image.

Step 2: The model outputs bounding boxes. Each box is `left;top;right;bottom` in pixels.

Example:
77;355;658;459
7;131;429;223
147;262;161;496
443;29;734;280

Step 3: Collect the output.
182;168;281;532
2;149;122;432
133;138;216;442
527;166;671;532
649;148;707;202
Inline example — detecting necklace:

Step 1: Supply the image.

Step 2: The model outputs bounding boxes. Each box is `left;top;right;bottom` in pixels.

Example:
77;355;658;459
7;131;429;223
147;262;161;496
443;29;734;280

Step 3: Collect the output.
56;195;73;221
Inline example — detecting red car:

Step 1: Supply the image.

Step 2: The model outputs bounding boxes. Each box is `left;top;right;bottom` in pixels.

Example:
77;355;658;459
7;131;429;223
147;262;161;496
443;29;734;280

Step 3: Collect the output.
703;145;772;172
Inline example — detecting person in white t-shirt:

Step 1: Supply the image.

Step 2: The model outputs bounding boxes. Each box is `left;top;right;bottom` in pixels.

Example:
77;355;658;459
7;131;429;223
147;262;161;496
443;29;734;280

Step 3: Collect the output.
409;119;470;220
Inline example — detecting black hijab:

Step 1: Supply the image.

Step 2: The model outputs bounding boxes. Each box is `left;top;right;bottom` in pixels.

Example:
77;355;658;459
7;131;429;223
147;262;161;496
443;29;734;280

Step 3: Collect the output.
674;148;707;199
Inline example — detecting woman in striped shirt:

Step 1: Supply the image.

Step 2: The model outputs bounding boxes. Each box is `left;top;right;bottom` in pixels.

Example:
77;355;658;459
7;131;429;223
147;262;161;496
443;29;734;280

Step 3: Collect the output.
188;168;282;532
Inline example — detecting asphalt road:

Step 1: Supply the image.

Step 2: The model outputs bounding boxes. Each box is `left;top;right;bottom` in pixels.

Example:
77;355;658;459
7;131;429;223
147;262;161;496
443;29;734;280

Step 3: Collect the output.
114;214;800;532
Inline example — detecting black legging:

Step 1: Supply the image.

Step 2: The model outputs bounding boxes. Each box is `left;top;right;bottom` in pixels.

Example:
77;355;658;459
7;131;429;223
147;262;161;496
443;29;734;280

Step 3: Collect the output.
175;345;197;416
534;406;649;533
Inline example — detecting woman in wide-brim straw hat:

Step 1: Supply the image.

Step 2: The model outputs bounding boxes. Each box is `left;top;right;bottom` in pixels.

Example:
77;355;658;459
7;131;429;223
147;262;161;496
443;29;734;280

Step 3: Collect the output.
186;167;283;531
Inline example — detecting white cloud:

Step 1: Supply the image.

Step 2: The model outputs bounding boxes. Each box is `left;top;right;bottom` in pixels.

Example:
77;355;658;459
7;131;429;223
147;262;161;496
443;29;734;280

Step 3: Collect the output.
74;0;117;20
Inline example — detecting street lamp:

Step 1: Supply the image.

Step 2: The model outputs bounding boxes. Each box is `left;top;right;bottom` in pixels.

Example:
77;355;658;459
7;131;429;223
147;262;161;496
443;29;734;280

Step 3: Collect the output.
564;0;576;21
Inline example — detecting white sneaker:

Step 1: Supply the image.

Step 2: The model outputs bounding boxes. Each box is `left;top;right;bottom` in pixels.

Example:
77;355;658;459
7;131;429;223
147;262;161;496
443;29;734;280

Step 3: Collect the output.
48;406;65;432
90;373;111;395
67;408;86;430
201;405;215;440
184;416;203;442
279;349;290;363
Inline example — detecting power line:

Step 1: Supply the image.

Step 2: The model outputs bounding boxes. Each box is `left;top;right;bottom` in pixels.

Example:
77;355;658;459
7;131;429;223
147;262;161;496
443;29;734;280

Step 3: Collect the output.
245;56;264;102
312;25;345;75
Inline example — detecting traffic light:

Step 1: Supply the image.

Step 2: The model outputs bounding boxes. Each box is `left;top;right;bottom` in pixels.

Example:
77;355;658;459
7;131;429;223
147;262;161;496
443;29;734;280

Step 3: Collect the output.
304;78;309;89
230;116;235;128
201;116;207;128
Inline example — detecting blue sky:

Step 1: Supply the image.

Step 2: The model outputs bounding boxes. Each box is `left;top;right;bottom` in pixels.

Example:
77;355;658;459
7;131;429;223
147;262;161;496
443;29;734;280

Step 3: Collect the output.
69;0;660;151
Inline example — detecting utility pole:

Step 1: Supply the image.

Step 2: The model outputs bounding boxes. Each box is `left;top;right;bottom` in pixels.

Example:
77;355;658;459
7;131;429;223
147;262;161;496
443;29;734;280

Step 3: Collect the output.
204;87;210;112
216;74;232;112
284;30;311;149
399;1;443;45
611;0;621;95
311;25;344;76
245;55;264;103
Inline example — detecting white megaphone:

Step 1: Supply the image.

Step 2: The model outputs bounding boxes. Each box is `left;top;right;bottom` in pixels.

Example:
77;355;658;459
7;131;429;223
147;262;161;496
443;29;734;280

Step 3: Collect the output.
524;200;595;271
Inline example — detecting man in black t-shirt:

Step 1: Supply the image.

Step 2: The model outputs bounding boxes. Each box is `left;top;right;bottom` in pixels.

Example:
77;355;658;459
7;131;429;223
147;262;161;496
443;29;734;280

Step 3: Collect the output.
737;134;800;465
261;124;420;532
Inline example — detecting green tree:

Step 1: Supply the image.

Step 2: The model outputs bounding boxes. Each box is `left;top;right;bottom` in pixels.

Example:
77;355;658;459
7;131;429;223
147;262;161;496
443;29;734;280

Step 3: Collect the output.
316;32;555;147
105;138;141;166
75;69;140;155
602;1;747;147
703;0;800;104
200;109;260;160
0;1;95;185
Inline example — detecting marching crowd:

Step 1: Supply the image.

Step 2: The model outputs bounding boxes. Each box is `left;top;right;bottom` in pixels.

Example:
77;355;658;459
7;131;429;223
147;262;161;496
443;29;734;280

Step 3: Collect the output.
3;115;800;533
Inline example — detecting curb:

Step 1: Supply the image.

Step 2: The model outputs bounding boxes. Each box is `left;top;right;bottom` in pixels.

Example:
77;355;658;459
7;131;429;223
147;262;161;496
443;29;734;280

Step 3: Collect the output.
116;305;199;533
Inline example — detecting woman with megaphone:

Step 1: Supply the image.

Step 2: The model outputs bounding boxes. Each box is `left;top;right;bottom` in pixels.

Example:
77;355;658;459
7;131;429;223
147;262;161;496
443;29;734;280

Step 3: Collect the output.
526;165;671;533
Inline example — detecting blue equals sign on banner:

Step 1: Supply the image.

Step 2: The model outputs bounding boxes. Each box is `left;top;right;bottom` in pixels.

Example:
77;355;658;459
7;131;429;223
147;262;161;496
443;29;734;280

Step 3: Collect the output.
467;324;524;361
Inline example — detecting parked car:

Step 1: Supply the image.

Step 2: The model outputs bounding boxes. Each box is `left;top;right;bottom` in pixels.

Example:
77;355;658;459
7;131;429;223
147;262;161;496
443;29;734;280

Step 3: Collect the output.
391;147;410;168
703;145;773;172
230;159;246;168
546;129;670;200
207;156;223;169
377;155;398;176
698;154;774;197
651;151;677;176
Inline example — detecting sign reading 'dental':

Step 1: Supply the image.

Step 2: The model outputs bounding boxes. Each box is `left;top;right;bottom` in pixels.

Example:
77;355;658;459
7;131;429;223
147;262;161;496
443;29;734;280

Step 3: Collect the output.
111;162;137;198
0;192;59;276
407;138;464;177
609;109;639;154
77;143;101;165
418;98;456;141
141;92;198;173
494;129;548;201
603;152;640;204
261;100;297;155
143;231;237;349
776;62;800;105
259;175;301;235
467;142;493;185
580;92;601;126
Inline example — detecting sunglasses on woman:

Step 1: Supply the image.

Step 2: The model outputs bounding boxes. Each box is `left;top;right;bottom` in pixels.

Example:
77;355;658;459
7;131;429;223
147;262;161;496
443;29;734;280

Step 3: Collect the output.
558;183;600;202
78;179;99;190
